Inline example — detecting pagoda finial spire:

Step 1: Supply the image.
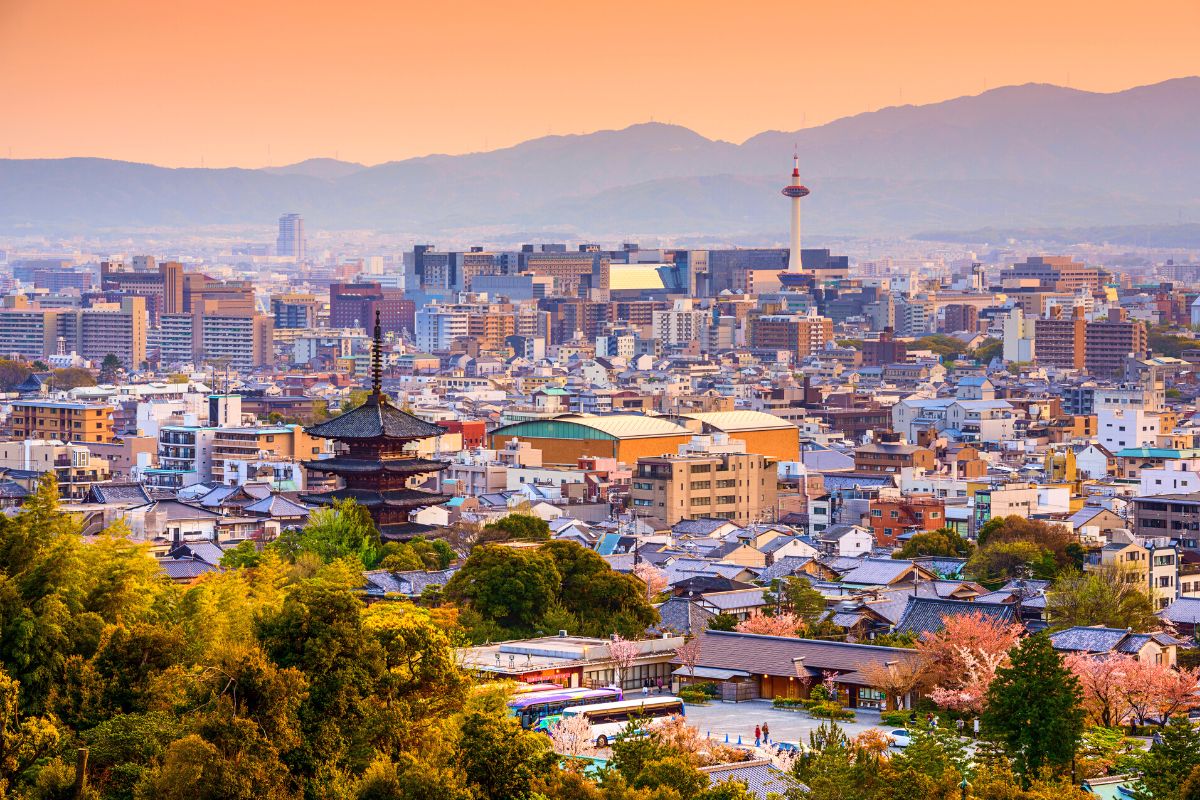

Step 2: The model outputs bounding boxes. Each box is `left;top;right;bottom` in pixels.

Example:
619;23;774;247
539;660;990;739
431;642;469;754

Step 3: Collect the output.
371;308;383;402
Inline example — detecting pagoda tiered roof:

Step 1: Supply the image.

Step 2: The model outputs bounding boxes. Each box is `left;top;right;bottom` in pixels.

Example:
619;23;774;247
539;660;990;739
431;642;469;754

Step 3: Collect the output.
302;456;448;474
298;487;453;509
305;397;444;441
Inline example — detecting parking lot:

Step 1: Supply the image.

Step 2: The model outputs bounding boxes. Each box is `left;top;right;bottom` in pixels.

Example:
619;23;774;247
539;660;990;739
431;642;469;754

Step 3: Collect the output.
680;699;893;748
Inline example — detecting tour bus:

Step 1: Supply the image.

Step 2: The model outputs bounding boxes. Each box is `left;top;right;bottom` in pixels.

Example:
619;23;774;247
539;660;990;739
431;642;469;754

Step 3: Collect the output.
507;687;623;730
510;682;561;696
560;696;686;747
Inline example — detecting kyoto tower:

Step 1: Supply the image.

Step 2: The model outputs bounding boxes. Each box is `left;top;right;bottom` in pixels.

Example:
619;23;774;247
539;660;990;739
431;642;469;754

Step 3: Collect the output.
781;154;810;272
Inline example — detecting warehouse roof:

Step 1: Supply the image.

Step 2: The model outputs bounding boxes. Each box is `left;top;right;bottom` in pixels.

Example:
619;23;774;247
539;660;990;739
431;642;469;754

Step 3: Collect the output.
493;414;690;441
678;411;798;432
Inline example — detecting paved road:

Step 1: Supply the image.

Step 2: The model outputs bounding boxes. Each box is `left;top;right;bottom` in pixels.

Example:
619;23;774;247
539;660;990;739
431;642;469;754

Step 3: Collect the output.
682;700;898;748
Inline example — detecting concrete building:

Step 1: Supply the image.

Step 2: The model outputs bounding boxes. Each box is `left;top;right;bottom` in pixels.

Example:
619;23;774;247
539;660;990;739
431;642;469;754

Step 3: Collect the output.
1034;305;1086;370
0;440;111;500
749;311;833;359
630;434;778;525
271;293;321;329
277;212;305;260
9;400;115;444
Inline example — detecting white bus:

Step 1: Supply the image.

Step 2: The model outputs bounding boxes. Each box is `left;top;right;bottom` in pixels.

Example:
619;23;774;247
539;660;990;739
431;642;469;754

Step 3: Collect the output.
561;696;686;748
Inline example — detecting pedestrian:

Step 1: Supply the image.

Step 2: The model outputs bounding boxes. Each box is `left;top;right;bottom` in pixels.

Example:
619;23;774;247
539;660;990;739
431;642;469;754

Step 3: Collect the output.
642;683;649;697
656;676;664;694
955;718;965;736
754;725;762;747
928;713;937;729
909;710;918;726
762;722;770;744
972;718;980;739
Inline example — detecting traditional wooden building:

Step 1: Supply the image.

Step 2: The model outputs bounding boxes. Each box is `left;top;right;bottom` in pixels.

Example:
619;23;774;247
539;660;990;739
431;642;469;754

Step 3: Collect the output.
300;311;449;538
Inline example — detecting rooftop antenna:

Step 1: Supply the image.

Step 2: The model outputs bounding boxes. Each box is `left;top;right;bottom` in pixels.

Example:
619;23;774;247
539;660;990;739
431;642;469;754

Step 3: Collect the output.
370;308;383;404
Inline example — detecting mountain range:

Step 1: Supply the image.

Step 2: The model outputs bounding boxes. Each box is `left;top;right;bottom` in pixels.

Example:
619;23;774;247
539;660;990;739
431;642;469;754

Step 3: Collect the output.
3;78;1199;239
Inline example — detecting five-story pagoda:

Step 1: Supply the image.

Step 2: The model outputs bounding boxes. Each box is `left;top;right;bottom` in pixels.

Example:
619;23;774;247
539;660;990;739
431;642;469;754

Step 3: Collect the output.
300;310;450;537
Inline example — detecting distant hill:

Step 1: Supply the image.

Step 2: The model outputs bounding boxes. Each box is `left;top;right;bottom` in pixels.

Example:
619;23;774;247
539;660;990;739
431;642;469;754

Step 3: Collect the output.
2;78;1199;237
913;223;1200;248
261;158;366;180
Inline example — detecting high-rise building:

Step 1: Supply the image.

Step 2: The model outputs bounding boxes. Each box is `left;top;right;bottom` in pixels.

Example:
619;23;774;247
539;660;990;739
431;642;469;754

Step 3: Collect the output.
943;303;979;333
1086;308;1148;378
71;297;148;369
276;213;306;261
329;283;412;334
1034;305;1087;370
1006;256;1105;292
749;311;833;358
271;293;321;329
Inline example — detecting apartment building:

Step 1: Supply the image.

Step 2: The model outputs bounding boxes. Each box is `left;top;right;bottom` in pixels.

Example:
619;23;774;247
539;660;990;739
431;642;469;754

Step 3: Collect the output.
630;434;777;525
9;400;115;444
749;311;833;359
868;494;947;548
853;434;935;474
0;440;111;500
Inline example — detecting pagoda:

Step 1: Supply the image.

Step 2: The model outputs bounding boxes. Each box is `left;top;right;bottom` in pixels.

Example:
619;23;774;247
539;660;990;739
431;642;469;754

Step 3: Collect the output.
300;310;450;537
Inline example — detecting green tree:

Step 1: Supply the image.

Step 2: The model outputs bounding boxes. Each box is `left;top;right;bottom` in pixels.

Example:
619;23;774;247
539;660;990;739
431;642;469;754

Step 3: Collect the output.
50;367;97;389
764;575;827;628
633;755;708;799
1181;763;1200;800
1127;716;1200;800
457;711;554;800
100;354;123;382
271;499;381;569
971;338;1003;364
481;513;551;542
983;632;1084;781
967;540;1057;583
0;667;60;796
1046;566;1159;632
444;545;561;636
257;582;380;780
541;541;657;637
707;613;738;632
220;540;263;570
0;360;32;391
894;528;972;560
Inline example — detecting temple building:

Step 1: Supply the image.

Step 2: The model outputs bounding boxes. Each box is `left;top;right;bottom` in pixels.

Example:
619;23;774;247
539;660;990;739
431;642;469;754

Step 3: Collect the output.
300;311;449;538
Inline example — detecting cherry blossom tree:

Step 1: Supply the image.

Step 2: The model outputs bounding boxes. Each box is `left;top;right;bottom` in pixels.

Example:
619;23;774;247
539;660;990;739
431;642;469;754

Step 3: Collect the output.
633;562;668;601
549;713;597;757
675;635;703;684
607;634;640;689
1123;659;1200;727
918;612;1023;713
735;610;803;637
1065;653;1136;728
858;657;927;711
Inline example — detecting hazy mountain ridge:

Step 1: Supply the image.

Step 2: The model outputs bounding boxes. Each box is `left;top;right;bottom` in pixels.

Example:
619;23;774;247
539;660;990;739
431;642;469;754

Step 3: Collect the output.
2;78;1198;237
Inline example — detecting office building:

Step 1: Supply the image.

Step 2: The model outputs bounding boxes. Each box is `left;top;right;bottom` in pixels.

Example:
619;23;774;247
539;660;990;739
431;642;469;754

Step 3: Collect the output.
1006;256;1105;292
329;283;413;334
271;293;321;329
1086;308;1148;379
277;213;306;260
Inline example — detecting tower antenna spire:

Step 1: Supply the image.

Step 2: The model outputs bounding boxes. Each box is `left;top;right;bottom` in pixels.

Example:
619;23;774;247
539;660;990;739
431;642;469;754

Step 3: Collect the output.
370;308;383;403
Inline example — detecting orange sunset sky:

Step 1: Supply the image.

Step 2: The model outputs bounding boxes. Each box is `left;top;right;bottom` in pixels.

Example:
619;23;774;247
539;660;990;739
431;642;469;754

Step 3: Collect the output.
1;0;1197;168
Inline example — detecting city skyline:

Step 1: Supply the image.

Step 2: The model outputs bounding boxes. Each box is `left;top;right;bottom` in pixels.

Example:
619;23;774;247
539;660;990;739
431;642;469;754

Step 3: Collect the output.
2;0;1198;167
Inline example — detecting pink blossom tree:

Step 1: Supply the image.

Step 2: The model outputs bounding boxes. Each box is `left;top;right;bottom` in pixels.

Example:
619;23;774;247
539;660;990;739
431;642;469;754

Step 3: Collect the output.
549;713;597;757
735;610;803;637
607;634;640;689
1123;659;1200;727
633;562;669;601
1065;653;1135;728
918;612;1023;713
675;635;703;685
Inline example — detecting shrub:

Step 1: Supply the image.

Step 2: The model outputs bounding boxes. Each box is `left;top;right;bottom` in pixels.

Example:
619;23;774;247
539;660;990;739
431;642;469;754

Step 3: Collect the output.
807;702;855;721
678;687;710;705
881;710;911;727
772;698;806;709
